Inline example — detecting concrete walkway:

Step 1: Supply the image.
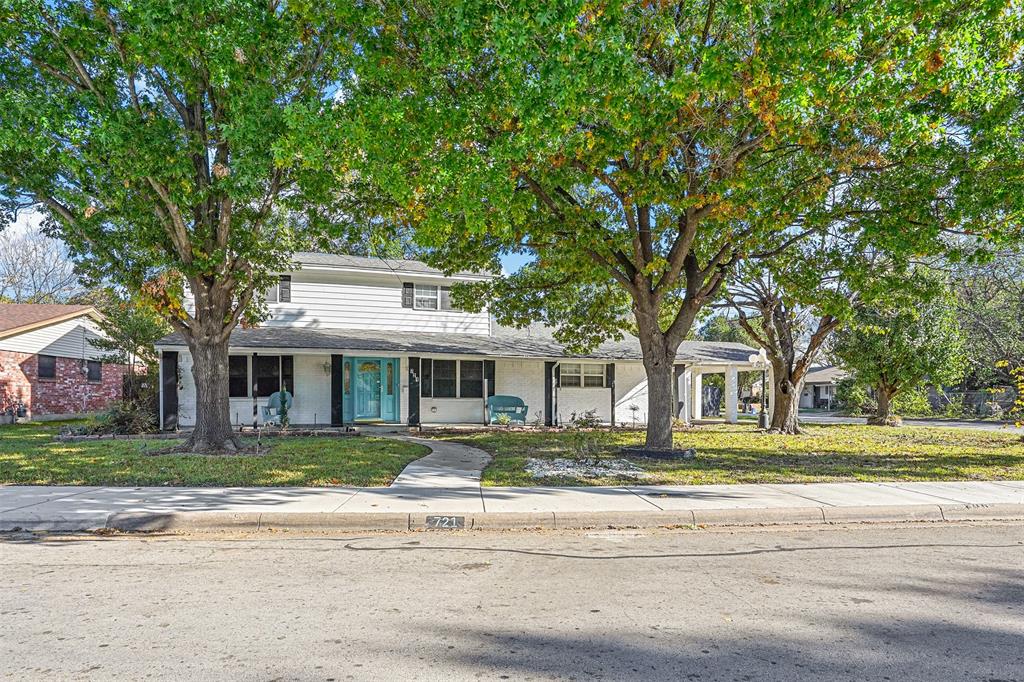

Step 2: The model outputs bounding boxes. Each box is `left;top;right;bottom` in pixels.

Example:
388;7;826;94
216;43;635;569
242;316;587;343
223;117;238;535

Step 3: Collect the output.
330;436;491;513
3;436;1024;532
388;436;490;488
2;479;1023;533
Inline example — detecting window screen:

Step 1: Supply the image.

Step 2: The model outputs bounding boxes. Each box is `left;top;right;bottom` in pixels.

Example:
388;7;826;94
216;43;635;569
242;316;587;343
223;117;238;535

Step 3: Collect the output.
228;356;249;397
433;359;457;398
254;356;281;398
460;361;484;398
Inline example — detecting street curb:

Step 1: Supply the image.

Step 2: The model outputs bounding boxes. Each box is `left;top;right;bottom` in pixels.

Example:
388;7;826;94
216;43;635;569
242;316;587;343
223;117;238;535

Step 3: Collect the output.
5;503;1024;535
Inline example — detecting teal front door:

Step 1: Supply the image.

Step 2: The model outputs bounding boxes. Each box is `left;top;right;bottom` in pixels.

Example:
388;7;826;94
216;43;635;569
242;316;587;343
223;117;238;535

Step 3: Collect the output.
350;357;399;422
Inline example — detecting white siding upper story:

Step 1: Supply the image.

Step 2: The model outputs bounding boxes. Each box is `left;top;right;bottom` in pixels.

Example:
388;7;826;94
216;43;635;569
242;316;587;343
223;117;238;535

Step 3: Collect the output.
0;317;111;361
264;270;490;335
183;254;492;336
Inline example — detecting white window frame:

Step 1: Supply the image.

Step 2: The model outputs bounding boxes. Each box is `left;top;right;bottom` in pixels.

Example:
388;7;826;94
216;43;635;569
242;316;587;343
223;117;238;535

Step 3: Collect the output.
560;362;606;389
583;363;605;387
414;284;439;310
265;282;279;304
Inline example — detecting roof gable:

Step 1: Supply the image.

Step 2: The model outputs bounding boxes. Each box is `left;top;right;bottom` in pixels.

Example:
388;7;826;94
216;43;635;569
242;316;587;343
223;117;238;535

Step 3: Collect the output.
0;304;101;339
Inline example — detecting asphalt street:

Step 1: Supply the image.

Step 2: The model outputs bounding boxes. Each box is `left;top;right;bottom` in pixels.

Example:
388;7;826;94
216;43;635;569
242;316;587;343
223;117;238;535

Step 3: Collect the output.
2;523;1023;681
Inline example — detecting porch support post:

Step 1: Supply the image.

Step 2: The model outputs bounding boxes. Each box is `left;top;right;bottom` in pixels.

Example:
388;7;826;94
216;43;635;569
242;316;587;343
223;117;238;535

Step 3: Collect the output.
725;366;739;424
690;370;703;422
252;353;258;429
679;368;692;425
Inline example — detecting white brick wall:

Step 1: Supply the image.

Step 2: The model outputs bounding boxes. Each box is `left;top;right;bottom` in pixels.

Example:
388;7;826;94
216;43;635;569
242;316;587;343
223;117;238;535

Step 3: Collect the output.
613;362;650;426
170;354;656;427
175;352;336;427
494;359;546;424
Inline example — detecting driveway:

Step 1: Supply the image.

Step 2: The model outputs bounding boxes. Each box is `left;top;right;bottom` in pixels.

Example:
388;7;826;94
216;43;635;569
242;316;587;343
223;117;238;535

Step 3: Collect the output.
800;412;1024;433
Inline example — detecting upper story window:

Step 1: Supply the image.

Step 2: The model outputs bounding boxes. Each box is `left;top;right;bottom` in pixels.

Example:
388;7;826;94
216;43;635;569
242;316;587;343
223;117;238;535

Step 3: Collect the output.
414;284;439;310
264;275;292;304
403;282;460;311
560;362;606;388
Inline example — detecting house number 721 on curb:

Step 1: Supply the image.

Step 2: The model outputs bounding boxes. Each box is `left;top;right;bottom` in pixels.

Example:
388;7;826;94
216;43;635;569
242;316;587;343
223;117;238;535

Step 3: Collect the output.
425;515;465;529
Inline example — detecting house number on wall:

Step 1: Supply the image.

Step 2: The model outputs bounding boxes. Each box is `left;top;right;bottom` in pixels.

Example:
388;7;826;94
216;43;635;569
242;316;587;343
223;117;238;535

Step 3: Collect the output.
425;515;465;529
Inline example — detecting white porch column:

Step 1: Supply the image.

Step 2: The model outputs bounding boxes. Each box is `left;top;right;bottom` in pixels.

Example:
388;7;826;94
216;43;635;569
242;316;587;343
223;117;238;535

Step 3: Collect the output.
725;366;739;424
690;371;703;421
679;369;692;423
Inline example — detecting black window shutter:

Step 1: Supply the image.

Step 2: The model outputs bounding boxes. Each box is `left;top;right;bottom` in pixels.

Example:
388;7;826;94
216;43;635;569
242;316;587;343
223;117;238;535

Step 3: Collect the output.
401;282;414;308
278;275;291;302
420;358;433;397
484;360;496;397
408;356;421;426
281;355;294;396
607;363;616;426
330;355;344;426
161;351;179;431
440;286;453;310
543;361;555;426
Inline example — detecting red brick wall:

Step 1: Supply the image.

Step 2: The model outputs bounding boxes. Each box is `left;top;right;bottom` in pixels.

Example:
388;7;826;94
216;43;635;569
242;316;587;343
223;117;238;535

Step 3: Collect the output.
0;350;129;418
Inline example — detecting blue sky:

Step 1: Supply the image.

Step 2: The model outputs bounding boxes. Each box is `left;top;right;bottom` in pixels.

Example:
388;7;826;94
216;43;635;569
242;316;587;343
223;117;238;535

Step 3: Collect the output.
499;251;533;274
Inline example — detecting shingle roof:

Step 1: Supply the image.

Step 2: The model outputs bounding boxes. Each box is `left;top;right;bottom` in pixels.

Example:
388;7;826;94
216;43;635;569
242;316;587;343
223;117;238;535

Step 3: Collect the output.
156;325;757;364
804;365;847;384
0;304;96;336
292;252;494;279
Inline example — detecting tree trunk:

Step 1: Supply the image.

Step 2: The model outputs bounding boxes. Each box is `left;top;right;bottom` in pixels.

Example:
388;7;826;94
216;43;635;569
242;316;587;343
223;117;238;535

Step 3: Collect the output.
770;379;802;434
184;333;241;452
178;280;243;453
636;320;678;450
642;351;677;449
769;367;804;434
868;384;902;426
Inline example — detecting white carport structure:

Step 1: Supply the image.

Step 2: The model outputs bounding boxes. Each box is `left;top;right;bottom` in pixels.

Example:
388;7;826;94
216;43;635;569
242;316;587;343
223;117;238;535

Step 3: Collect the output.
676;347;769;424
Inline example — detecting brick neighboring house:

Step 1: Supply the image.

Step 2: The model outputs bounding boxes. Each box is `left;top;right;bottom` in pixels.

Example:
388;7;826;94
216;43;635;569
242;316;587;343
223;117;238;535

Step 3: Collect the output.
0;304;129;421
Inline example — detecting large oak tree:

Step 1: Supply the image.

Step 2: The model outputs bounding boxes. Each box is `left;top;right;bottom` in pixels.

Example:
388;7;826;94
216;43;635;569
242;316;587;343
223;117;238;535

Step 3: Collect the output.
1;0;354;451
339;0;1015;448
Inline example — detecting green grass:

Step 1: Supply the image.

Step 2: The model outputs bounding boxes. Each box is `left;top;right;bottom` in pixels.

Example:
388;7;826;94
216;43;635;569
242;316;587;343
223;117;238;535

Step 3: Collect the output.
0;421;428;487
434;423;1024;487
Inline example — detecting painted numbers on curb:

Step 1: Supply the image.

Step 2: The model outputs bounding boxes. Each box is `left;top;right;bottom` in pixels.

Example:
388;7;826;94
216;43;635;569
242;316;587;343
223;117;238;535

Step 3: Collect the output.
425;515;466;530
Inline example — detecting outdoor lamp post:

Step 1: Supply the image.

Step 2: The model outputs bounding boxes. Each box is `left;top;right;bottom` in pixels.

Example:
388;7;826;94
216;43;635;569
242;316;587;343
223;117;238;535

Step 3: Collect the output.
748;350;770;429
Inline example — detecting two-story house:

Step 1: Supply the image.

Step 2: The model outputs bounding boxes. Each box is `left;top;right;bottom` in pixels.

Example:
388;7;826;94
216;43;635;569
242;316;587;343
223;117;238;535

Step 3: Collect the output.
154;253;761;429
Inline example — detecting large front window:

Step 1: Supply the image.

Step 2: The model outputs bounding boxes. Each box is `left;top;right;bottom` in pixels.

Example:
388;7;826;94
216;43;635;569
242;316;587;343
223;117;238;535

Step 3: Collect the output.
432;359;457;397
253;355;294;397
414;284;439;310
419;358;495;398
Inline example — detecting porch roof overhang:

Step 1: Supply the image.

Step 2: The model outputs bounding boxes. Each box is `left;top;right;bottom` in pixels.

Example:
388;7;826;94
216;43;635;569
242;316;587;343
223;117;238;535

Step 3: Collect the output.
154;327;759;366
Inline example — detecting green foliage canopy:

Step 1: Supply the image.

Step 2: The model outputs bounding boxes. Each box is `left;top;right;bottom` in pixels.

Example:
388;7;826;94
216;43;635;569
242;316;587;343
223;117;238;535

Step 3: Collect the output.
832;285;969;403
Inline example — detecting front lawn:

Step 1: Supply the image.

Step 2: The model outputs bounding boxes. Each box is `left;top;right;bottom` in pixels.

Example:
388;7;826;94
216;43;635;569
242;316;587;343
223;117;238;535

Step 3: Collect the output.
434;424;1024;486
0;422;428;487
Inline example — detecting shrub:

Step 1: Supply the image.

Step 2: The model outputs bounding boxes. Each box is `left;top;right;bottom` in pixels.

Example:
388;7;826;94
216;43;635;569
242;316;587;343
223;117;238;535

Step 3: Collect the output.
891;386;934;417
568;409;602;428
495;412;513;427
835;377;874;415
941;393;967;419
87;400;157;435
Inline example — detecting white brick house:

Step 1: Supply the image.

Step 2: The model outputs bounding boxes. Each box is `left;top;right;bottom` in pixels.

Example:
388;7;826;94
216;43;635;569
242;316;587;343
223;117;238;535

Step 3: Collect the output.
154;253;760;429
